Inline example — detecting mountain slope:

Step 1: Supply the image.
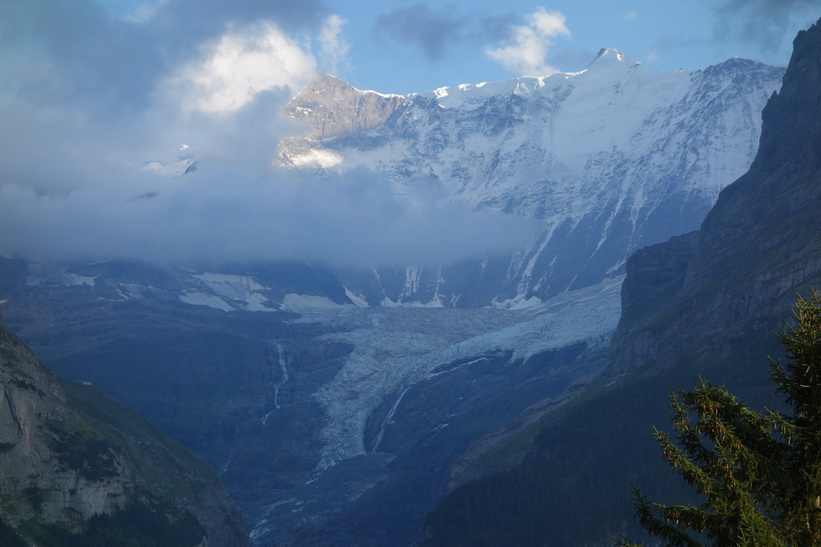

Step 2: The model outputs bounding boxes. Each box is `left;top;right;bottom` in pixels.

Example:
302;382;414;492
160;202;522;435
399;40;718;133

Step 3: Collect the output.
0;309;250;546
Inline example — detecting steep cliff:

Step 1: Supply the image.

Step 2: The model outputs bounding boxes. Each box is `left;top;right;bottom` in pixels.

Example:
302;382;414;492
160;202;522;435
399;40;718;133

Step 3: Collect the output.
0;314;249;545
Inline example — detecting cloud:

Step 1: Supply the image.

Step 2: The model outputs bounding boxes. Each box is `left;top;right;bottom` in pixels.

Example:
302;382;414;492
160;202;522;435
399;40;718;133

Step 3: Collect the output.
0;89;529;267
127;0;331;39
373;3;465;62
0;0;332;115
165;21;316;114
621;12;638;21
369;5;519;68
0;1;528;269
0;148;529;268
317;14;351;77
484;7;570;76
0;1;163;114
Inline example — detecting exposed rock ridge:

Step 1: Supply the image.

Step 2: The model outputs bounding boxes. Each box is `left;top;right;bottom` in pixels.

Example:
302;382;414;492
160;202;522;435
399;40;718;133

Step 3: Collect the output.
287;74;409;140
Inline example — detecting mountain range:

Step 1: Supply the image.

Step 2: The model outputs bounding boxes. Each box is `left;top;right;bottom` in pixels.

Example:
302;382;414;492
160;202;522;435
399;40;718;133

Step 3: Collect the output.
279;48;783;308
0;29;811;546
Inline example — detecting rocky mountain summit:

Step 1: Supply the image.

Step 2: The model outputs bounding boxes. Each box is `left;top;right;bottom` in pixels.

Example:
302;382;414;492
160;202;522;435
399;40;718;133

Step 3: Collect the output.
280;73;408;162
0;309;249;545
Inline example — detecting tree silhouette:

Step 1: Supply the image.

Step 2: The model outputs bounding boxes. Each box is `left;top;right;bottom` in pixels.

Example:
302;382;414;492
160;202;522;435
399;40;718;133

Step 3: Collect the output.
618;291;821;546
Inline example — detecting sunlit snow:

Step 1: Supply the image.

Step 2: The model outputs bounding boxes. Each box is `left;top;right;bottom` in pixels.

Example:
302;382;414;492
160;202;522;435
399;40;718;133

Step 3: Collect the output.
287;148;343;168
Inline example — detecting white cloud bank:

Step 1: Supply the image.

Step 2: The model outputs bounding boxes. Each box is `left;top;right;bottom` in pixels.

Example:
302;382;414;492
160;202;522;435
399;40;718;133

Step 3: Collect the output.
0;158;530;267
485;7;571;76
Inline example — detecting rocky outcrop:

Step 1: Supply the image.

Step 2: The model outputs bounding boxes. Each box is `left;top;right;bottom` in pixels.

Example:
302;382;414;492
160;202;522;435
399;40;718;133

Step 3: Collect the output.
278;74;409;167
609;17;821;376
0;326;125;527
0;318;250;545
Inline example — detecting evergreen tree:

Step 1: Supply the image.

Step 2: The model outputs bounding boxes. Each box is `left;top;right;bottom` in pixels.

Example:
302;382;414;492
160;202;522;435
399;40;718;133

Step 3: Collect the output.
618;291;821;546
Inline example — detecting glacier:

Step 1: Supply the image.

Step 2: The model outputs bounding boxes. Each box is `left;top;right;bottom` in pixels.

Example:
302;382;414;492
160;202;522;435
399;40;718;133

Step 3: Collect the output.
239;52;786;543
308;276;623;472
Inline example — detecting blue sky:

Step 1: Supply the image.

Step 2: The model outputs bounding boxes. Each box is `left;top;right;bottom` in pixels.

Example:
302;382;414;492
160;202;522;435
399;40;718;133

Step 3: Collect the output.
324;0;817;94
0;1;817;266
2;1;816;115
90;0;818;95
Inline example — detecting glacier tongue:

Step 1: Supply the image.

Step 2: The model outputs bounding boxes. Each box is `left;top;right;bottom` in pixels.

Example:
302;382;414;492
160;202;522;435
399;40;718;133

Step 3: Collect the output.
307;276;623;473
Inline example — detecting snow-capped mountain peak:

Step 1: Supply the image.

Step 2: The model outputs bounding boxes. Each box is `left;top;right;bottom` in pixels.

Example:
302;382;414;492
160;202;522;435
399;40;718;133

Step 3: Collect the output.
277;55;784;308
589;46;628;65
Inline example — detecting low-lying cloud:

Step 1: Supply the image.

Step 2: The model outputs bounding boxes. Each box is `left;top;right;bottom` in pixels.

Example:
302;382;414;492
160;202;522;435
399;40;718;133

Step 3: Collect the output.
0;144;529;268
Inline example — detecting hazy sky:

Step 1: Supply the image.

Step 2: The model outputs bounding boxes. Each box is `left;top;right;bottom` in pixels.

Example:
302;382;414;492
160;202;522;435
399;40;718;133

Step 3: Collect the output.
0;1;817;267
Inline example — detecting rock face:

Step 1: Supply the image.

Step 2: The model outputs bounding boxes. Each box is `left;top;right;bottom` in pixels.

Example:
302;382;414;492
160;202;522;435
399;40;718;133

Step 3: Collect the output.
0;317;250;545
609;18;821;376
0;326;125;526
280;74;409;155
279;53;784;308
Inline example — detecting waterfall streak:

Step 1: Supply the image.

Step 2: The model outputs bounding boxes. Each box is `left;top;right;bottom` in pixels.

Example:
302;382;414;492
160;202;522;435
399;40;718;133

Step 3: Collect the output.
370;385;412;453
261;343;289;425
